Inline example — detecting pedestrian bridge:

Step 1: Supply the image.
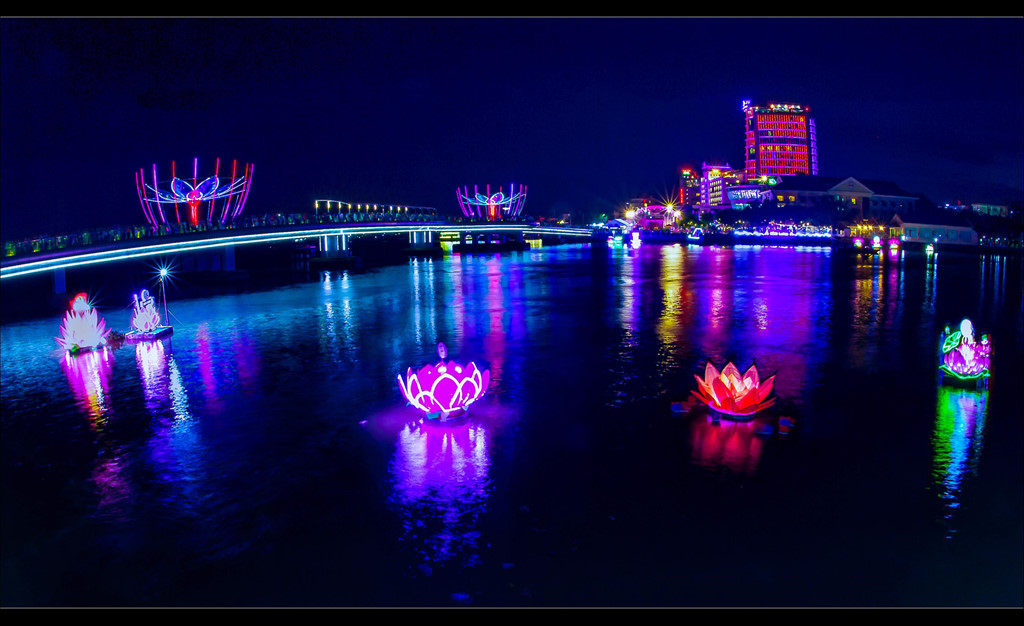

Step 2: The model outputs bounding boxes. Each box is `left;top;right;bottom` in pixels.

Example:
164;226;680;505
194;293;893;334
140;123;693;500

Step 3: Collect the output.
0;221;594;281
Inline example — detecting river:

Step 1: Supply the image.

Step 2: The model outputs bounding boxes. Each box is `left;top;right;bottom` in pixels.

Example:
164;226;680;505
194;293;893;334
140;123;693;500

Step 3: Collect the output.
2;242;1021;607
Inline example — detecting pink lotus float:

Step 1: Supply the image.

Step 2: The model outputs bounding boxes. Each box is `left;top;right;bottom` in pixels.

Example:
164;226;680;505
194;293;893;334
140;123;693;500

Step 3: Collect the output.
940;318;991;385
56;293;111;354
397;342;490;421
691;360;776;419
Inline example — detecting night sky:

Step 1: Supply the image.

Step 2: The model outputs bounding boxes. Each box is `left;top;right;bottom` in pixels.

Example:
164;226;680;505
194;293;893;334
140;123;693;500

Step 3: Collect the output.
2;17;1022;240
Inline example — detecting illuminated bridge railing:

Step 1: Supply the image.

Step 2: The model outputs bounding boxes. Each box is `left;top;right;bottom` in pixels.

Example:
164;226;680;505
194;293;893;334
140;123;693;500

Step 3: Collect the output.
3;209;447;260
0;222;594;280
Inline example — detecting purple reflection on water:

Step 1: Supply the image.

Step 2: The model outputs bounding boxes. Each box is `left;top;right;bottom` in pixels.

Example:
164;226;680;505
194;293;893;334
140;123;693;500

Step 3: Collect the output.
364;399;503;573
91;453;132;522
139;345;205;514
484;256;505;386
701;250;732;361
60;347;133;520
230;329;261;394
390;416;492;570
136;339;168;414
60;346;114;425
194;323;221;411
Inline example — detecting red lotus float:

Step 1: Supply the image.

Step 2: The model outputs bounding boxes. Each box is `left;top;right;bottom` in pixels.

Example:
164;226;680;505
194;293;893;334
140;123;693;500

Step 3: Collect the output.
691;361;776;419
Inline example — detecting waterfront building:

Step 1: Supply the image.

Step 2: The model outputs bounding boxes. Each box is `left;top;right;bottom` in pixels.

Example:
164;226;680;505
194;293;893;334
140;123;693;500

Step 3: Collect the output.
725;175;782;210
888;213;979;247
970;203;1009;218
699;162;743;211
742;100;818;178
678;167;701;207
767;176;918;220
620;197;652;221
634;205;678;231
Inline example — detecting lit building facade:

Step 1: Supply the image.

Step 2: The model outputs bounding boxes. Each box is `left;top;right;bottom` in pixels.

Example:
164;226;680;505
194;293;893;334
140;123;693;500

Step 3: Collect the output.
768;176;918;220
678;167;700;206
970;203;1009;218
700;162;743;209
742;100;818;179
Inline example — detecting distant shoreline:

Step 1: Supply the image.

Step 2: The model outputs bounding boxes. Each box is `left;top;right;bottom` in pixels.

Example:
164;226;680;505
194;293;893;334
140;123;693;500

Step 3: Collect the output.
630;231;1023;257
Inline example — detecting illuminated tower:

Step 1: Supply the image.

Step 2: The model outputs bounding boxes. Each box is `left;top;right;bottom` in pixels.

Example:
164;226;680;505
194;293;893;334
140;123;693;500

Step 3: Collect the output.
742;100;818;179
679;167;700;206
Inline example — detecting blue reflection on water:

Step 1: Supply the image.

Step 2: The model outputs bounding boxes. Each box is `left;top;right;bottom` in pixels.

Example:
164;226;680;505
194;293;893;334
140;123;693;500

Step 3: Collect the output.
1;244;1021;607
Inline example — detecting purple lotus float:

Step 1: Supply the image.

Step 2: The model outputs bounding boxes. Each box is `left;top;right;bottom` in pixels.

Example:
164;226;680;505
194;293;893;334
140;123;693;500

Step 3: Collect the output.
940;318;991;385
397;342;490;422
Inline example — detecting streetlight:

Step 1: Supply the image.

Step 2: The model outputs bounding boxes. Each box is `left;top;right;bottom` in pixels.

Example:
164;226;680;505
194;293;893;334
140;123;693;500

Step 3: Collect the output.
158;267;169;324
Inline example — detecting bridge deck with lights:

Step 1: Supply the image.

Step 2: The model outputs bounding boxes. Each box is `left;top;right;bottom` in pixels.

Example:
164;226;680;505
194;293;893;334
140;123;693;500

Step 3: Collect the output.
1;221;594;280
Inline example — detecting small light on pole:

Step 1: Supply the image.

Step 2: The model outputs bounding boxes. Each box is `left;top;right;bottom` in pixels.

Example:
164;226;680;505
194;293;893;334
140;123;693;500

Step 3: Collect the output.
159;267;169;323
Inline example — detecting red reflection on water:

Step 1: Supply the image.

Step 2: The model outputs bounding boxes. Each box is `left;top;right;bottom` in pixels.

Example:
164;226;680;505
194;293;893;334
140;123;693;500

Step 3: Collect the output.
688;411;767;476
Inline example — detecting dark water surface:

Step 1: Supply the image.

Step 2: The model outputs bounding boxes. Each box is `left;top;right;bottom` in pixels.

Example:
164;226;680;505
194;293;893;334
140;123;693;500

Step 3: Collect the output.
2;243;1022;607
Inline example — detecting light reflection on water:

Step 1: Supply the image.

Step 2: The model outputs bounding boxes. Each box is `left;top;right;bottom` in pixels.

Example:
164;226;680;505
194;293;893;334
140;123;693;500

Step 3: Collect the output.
1;244;1021;607
931;385;989;539
390;417;492;572
687;413;767;477
61;346;115;427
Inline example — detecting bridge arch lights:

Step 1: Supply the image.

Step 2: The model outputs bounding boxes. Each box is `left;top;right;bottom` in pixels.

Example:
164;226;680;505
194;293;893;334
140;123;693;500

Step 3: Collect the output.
136;157;254;230
456;183;527;221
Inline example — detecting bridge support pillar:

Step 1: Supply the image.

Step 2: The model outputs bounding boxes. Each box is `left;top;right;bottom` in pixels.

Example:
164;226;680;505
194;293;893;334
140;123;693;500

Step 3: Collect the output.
409;231;434;249
223;244;236;271
320;234;350;258
52;268;66;294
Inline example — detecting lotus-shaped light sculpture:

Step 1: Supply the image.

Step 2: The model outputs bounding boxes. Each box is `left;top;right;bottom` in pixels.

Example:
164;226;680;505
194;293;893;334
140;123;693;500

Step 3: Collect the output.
397;342;490;420
940;319;991;381
691;360;776;418
56;293;110;353
130;289;162;332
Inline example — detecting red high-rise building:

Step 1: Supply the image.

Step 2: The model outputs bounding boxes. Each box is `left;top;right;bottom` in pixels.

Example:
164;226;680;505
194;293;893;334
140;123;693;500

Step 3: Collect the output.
742;100;818;179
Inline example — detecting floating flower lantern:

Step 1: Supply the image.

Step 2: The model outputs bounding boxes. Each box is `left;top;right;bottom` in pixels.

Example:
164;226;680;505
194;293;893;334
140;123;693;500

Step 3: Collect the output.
940;319;991;385
397;342;490;421
690;361;776;419
125;289;172;341
56;293;111;353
